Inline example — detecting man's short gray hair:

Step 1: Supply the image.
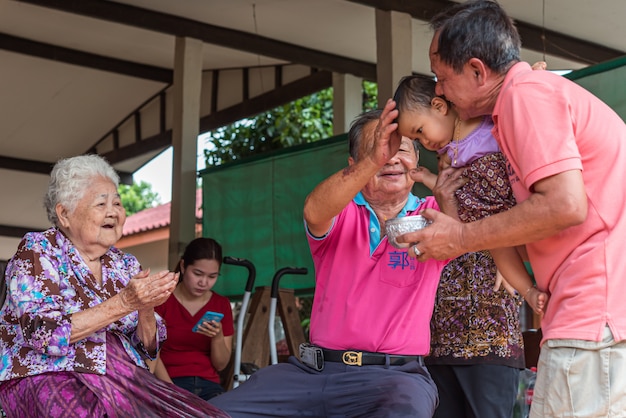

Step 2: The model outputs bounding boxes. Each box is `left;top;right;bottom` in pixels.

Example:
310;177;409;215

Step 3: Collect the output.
348;109;419;161
44;154;120;226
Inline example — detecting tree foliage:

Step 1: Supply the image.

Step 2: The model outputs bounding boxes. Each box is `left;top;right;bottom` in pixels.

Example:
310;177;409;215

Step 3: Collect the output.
119;181;161;216
203;81;378;166
362;80;378;112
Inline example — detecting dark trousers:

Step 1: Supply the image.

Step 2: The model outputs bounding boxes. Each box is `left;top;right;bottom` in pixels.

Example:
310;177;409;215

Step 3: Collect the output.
172;376;224;401
428;364;520;418
210;355;438;418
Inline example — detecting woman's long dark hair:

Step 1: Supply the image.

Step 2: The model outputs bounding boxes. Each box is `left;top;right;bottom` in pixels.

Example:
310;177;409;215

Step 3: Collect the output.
175;237;223;277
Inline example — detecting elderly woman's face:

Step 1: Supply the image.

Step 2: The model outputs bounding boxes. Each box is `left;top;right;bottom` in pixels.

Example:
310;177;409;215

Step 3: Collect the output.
57;176;126;255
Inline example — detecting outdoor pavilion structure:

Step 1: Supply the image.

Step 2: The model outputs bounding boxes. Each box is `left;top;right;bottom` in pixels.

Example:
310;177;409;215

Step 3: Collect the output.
0;0;624;268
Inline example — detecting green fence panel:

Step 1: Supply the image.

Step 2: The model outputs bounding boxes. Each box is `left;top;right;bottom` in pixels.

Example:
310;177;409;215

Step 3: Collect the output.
201;135;348;298
566;55;626;121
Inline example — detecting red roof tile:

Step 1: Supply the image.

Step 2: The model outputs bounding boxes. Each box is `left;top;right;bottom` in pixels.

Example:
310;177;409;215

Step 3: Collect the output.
123;188;202;236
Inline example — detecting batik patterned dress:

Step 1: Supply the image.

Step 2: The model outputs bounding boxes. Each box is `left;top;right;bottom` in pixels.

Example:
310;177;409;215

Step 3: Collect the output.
428;122;525;368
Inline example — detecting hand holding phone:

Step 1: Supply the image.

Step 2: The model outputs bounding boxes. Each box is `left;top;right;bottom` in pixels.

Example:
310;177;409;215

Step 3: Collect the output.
192;311;224;333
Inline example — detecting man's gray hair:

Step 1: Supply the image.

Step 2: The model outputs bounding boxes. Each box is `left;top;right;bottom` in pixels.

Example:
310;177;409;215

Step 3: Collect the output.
44;154;120;226
431;0;521;74
348;109;419;160
348;109;382;160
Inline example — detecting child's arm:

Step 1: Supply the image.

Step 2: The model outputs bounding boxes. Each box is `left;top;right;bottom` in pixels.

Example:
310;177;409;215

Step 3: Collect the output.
490;247;548;315
411;166;438;190
494;269;517;297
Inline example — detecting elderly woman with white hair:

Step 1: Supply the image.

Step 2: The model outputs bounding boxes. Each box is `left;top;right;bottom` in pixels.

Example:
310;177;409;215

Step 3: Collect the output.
0;154;229;417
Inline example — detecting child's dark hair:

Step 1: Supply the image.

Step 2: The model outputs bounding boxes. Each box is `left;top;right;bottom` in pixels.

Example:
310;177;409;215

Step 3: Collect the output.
393;75;438;114
176;237;223;274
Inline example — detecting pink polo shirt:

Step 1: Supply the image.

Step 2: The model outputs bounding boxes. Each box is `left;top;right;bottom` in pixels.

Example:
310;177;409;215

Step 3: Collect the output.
492;61;626;343
306;194;447;355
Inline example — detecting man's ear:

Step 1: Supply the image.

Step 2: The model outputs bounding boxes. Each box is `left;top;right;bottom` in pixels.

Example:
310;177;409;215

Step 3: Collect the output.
431;97;450;115
468;58;488;85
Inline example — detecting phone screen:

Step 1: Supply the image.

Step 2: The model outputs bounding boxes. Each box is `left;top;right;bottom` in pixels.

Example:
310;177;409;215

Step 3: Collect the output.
192;311;224;332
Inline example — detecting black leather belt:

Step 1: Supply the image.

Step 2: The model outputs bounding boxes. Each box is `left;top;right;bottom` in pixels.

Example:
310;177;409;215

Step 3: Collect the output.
321;348;423;366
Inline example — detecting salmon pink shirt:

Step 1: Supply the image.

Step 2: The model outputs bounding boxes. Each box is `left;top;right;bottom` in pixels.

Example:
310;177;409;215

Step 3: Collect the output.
492;61;626;343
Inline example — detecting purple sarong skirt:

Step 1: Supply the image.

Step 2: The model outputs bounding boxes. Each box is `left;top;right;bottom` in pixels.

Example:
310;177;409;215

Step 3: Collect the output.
0;333;230;418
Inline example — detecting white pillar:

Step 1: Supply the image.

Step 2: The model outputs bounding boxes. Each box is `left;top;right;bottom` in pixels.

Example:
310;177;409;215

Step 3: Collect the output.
169;36;203;269
375;9;413;108
332;72;363;135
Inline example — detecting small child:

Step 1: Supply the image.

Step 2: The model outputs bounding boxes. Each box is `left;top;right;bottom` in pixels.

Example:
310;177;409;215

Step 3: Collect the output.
393;74;548;315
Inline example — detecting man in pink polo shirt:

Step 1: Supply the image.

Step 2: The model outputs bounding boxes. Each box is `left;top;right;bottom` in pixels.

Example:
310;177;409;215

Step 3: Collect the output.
394;1;626;417
210;109;451;417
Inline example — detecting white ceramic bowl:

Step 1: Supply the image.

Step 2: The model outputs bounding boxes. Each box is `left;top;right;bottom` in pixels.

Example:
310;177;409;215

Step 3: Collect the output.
385;215;431;249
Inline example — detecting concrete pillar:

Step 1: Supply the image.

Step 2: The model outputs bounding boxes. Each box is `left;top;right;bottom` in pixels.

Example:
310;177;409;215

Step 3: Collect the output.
332;72;363;135
375;9;413;108
169;36;203;269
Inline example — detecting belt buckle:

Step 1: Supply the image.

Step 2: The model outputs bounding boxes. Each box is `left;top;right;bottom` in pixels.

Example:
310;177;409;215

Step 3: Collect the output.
342;351;363;366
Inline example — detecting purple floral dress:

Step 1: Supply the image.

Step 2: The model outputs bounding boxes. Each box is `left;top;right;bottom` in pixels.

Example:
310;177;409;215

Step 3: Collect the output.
0;228;229;417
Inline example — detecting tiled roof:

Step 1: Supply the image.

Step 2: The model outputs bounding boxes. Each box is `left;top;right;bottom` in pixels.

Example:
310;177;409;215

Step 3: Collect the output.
123;188;203;236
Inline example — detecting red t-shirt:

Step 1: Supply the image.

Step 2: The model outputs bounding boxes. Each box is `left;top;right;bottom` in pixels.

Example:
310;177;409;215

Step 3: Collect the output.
155;292;234;382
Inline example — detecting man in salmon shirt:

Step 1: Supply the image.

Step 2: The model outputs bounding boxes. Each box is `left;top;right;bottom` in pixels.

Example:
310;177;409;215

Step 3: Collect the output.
211;108;452;417
395;1;626;417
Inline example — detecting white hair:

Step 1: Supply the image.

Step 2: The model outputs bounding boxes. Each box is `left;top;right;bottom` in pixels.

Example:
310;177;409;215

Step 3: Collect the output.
44;154;120;226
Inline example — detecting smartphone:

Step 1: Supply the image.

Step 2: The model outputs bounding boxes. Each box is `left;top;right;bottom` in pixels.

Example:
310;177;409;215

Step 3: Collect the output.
192;311;224;333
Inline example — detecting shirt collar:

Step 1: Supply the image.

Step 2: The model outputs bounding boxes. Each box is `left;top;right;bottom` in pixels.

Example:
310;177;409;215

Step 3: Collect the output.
354;191;420;213
354;192;422;254
493;61;531;119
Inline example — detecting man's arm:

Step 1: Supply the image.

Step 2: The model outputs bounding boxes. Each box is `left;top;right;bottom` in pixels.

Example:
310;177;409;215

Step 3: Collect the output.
304;99;401;237
400;169;587;259
303;160;381;237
